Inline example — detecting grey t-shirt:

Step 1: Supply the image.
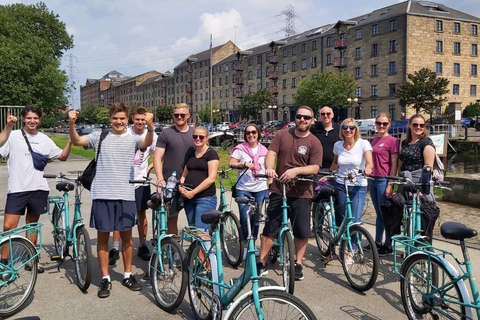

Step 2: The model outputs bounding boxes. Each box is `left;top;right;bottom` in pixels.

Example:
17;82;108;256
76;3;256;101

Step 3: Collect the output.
156;126;195;178
87;131;139;201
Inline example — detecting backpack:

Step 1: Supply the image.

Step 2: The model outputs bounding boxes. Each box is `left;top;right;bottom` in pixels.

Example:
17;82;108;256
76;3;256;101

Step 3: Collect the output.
433;153;445;182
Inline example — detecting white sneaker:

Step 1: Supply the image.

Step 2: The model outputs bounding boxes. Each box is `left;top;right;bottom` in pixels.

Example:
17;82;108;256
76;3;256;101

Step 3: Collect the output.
344;252;354;268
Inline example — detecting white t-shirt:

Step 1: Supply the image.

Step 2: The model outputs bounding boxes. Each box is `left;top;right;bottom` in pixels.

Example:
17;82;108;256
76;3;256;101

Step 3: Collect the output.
334;139;372;187
0;130;62;194
231;146;268;192
126;127;158;184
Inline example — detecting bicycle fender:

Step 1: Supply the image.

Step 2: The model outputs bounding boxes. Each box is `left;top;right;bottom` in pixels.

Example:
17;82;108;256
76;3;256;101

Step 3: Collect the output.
350;222;363;227
223;286;287;320
0;235;36;249
401;251;473;319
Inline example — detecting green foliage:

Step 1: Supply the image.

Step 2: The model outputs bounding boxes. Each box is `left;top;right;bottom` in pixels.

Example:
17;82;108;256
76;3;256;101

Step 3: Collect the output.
156;105;173;122
294;72;356;114
95;108;110;125
396;68;449;119
199;100;222;125
239;89;274;122
39;111;67;128
0;2;74;114
462;103;480;118
220;139;234;151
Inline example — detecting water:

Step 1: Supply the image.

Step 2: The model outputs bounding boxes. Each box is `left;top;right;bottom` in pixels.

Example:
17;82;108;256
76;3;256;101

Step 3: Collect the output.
447;153;480;174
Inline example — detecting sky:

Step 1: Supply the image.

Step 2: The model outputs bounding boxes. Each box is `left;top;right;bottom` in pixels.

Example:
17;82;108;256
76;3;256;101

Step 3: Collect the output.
2;0;480;109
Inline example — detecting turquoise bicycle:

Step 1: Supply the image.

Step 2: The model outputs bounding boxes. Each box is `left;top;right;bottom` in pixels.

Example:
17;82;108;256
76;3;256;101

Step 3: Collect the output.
0;223;43;317
44;173;92;292
182;196;317;320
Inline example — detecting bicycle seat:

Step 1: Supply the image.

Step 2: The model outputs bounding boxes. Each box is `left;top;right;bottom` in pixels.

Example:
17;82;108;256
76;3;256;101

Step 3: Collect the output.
201;210;225;224
235;196;255;204
440;222;478;240
313;185;337;203
56;182;74;192
148;193;161;210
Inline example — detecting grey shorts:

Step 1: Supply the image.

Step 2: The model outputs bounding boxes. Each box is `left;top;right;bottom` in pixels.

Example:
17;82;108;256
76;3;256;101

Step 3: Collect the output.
90;200;137;232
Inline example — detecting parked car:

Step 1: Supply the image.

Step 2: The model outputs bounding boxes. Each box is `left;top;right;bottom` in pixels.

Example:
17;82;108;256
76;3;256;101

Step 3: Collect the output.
388;119;409;135
287;121;296;128
357;119;377;136
431;117;446;125
229;121;244;129
461;117;471;127
215;122;231;131
274;121;287;130
52;125;66;133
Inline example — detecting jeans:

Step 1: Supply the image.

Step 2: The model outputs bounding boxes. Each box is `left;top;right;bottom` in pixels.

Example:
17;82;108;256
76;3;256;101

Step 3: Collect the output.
184;195;217;230
368;177;391;248
335;182;367;224
236;189;269;242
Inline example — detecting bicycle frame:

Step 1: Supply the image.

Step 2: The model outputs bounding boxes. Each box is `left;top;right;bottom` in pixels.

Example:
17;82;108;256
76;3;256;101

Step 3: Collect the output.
150;193;175;275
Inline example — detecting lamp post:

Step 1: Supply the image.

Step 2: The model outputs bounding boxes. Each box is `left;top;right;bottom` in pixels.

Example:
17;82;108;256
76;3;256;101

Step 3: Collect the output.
347;97;358;118
476;99;480;131
268;104;277;121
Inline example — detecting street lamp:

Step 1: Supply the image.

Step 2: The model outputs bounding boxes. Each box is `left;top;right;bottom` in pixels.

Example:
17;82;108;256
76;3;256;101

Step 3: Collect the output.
347;97;358;118
476;99;480;131
268;104;277;121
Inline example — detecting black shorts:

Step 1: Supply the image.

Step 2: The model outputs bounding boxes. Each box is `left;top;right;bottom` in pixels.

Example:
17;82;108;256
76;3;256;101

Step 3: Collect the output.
5;190;49;215
262;193;312;240
90;200;137;232
135;186;151;212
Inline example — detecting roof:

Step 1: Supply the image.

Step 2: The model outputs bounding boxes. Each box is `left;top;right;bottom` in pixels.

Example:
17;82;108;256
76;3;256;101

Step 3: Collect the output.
137;74;163;87
175;41;235;69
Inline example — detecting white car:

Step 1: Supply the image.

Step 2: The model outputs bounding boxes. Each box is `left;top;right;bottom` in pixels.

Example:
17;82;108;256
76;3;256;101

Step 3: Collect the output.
217;122;231;131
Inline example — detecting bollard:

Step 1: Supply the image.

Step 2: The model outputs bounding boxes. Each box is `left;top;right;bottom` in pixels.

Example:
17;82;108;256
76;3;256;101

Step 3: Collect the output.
464;125;468;140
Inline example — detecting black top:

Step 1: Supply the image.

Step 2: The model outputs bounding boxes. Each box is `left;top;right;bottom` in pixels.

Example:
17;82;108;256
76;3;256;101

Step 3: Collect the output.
310;122;340;169
184;147;219;199
399;138;435;172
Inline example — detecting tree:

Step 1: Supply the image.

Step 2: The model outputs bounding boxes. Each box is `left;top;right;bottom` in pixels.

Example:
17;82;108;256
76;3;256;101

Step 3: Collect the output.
239;89;274;122
0;3;74;114
156;105;173;122
396;68;449;123
199;101;222;125
294;72;356;114
462;102;480;118
77;106;98;124
95;108;110;126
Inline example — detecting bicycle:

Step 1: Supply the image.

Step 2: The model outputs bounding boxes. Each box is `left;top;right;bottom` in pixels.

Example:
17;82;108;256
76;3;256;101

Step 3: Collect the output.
312;171;379;291
182;196;317;320
394;221;479;319
44;172;92;292
129;177;188;311
0;223;43;317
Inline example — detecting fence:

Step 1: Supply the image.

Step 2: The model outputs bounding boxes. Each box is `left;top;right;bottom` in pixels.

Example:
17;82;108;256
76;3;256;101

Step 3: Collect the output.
0;106;24;132
430;124;465;140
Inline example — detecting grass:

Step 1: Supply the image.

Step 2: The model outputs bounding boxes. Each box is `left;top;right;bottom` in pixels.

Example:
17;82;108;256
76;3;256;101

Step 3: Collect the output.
49;135;95;159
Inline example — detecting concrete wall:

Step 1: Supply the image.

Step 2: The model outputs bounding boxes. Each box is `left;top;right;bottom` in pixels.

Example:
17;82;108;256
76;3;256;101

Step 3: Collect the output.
442;174;480;207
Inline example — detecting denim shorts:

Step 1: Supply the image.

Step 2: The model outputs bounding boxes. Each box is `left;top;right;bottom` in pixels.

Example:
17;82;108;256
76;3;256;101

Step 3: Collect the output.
184;195;217;230
90;200;138;232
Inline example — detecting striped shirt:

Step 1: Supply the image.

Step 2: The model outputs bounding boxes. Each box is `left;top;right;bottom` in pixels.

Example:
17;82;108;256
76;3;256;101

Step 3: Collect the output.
87;131;139;201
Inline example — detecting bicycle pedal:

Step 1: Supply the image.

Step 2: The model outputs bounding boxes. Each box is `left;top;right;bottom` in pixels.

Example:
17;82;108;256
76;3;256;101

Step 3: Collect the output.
50;255;63;261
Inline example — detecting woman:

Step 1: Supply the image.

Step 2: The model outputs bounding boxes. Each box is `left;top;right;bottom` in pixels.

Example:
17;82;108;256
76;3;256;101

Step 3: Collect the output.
228;124;269;258
368;113;399;256
329;118;373;223
179;126;219;230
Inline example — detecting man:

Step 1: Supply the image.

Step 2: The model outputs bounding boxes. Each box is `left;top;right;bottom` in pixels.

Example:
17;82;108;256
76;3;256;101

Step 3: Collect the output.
109;107;158;266
310;106;340;169
259;106;323;281
68;103;154;298
153;103;194;235
0;106;72;273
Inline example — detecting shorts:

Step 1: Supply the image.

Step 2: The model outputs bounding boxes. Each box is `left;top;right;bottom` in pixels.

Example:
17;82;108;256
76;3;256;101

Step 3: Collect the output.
262;193;312;240
5;190;49;215
135;186;151;212
90;200;137;232
167;192;184;218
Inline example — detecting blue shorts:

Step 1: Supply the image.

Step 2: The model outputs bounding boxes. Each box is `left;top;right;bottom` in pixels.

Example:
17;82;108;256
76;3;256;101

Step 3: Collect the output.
90;200;137;232
5;190;49;215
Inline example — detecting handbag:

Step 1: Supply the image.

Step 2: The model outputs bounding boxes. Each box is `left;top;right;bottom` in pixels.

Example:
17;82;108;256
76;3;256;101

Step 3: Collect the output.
79;130;108;190
231;167;249;198
21;129;50;171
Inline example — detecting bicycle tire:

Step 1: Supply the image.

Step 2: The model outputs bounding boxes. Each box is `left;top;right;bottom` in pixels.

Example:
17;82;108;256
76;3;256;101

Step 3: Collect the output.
220;211;243;268
313;202;332;257
281;231;295;294
186;240;213;320
400;254;466;320
339;225;379;291
229;289;317;320
74;226;92;292
0;238;38;318
52;205;67;259
150;237;187;311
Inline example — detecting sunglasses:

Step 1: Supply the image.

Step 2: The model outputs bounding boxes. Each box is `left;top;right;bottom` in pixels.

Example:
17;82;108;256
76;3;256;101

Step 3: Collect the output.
342;125;356;130
320;112;332;116
412;123;425;128
246;130;257;135
193;135;205;140
173;113;187;119
295;114;313;120
375;121;389;127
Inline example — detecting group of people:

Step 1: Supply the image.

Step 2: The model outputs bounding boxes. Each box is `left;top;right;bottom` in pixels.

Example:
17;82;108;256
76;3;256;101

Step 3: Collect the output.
0;101;437;298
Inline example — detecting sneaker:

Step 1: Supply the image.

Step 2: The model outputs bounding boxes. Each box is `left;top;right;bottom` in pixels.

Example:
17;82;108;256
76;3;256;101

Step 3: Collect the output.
25;259;44;274
378;246;393;256
256;262;268;276
122;275;142;291
98;278;112;298
109;249;120;266
363;242;381;252
294;263;304;281
344;252;354;268
137;245;151;261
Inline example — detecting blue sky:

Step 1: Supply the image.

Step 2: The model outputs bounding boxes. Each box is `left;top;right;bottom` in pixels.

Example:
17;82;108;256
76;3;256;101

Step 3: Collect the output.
2;0;480;109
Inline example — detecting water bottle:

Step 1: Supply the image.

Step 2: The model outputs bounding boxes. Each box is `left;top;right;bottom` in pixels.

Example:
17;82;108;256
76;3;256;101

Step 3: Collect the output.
421;165;432;195
165;171;177;199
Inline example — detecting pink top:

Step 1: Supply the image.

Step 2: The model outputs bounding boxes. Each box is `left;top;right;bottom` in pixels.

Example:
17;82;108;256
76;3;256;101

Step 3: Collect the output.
371;135;399;177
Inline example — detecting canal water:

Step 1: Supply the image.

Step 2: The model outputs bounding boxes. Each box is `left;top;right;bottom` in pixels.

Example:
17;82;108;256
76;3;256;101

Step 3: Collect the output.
447;152;480;174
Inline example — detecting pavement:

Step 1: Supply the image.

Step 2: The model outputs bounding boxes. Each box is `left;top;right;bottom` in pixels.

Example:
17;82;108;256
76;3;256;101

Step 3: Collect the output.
0;158;479;320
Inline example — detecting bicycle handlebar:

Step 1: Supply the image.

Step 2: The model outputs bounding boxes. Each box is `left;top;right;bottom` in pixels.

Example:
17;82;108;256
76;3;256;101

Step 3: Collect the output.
43;174;58;179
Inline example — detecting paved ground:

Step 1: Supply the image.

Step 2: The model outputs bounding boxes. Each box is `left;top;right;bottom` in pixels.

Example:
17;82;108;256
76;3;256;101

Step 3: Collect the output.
0;158;479;320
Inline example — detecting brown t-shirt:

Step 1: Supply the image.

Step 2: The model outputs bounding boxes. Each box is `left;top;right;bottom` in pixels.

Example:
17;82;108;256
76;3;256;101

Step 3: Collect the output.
269;128;323;198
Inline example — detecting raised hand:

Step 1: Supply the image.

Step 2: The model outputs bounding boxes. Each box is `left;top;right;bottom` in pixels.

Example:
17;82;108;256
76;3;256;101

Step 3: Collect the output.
68;110;79;123
145;112;154;127
6;109;17;127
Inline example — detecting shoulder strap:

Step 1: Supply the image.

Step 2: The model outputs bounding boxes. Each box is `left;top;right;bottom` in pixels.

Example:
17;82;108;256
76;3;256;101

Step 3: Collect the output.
96;130;109;160
21;129;34;153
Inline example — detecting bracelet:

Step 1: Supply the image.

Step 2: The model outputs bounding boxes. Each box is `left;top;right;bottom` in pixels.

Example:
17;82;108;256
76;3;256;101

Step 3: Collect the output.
147;127;154;132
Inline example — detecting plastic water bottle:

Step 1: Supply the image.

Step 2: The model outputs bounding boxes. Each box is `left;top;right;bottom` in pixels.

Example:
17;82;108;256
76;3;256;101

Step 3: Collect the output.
165;171;177;199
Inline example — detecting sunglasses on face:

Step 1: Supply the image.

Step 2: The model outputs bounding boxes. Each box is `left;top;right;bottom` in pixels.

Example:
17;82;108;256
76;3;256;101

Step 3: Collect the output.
375;121;389;127
246;130;257;135
173;113;187;119
295;114;313;120
320;112;332;116
412;123;425;128
342;125;356;130
193;135;205;141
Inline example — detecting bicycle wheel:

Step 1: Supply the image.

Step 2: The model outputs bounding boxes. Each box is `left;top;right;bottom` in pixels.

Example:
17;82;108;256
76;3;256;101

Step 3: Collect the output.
74;226;92;292
339;225;379;291
52;205;67;259
220;211;243;268
281;231;295;294
230;289;317;320
186;241;213;320
400;254;465;320
313;202;332;257
0;238;38;318
150;237;187;311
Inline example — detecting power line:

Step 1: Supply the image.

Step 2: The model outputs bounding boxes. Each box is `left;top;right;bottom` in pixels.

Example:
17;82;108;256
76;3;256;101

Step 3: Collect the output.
66;54;79;109
280;4;296;37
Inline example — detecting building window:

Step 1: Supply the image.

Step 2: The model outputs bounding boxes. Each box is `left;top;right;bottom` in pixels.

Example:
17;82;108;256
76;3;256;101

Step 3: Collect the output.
454;22;461;34
389;61;397;74
301;43;306;53
371;64;378;76
454;42;461;55
257;83;262;90
454;63;461;76
257;69;261;78
248;85;252;93
266;52;270;62
225;64;229;72
291;61;297;71
472;24;478;36
471;85;477;96
327;37;332;47
472;64;478;76
355;47;362;59
389;105;395;120
371;43;378;56
372;24;379;35
302;59;307;69
389;40;397;53
265;66;269;78
340;50;346;58
282;63;287;73
292;46;297;55
283;49;287;57
436;40;443;53
283;95;287;104
355;87;362;98
311;57;317;68
436;62;443;74
453;84;460;95
436;20;443;32
282;79;287;88
220;90;223;98
312;40;317;51
257;55;262;64
356;29;362;39
371;106;378;118
389;83;396;97
355;67;361;79
292;78;297;88
265;82;269;88
248;58;253;66
390;19;397;31
248;71;253;80
472;44;478;56
371;85;378;97
326;54;332;65
225;76;229;84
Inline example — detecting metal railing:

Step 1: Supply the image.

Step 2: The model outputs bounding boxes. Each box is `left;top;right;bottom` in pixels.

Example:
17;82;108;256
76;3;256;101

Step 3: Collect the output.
0;106;24;132
430;124;465;140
